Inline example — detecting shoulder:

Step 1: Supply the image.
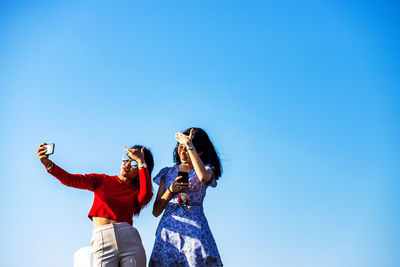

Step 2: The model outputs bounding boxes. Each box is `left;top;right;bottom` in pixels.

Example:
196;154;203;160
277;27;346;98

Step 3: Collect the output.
153;166;175;185
157;166;175;176
159;166;172;173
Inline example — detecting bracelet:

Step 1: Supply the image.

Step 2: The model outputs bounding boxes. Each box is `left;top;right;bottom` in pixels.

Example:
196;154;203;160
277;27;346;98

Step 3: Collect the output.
167;186;173;193
46;161;54;172
187;146;195;150
138;163;147;169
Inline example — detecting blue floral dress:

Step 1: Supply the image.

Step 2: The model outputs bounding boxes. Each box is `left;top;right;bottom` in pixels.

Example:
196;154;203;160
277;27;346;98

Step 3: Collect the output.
149;165;223;267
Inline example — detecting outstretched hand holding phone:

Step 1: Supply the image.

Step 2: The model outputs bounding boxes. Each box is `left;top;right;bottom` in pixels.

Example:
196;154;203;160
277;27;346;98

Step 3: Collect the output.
37;143;54;170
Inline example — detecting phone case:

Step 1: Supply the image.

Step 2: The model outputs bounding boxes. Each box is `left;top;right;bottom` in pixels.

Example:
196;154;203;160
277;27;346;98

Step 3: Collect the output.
178;171;189;183
45;143;55;155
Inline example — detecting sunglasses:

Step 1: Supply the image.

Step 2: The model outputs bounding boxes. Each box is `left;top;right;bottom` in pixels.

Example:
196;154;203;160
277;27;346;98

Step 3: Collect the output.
122;154;138;169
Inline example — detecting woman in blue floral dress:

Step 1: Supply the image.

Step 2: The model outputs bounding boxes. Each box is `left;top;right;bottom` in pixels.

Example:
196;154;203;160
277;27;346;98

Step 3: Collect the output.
149;127;223;267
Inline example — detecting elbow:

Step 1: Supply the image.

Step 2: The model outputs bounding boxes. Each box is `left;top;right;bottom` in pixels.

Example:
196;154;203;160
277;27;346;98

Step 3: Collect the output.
197;173;206;182
152;200;163;217
198;174;211;183
138;192;153;205
152;208;161;217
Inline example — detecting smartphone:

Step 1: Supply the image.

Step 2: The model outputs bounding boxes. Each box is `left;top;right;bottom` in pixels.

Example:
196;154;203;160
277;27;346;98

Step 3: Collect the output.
44;143;55;155
177;171;189;183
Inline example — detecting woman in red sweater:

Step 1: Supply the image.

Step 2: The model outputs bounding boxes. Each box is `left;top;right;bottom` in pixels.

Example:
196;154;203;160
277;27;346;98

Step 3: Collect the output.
37;143;154;267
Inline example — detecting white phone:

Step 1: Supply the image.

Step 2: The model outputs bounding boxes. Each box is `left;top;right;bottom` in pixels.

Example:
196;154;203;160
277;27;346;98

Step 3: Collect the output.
44;143;55;155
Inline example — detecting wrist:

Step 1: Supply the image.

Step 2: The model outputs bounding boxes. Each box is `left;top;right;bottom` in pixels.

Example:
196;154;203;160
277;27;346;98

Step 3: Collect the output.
138;162;147;169
187;145;196;151
186;141;193;147
45;161;54;171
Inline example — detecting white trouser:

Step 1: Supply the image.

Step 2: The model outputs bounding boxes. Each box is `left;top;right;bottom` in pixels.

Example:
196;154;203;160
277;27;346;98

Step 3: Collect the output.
90;222;146;267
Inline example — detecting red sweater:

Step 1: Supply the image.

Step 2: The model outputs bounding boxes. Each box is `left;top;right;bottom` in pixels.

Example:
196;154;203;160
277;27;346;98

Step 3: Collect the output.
47;164;153;225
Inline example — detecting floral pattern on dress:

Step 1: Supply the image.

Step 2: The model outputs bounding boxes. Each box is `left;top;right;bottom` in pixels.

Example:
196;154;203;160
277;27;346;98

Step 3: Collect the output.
149;165;223;267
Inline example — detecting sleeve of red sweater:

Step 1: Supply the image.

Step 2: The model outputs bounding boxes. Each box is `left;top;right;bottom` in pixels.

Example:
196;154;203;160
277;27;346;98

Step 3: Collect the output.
47;163;102;191
137;167;153;207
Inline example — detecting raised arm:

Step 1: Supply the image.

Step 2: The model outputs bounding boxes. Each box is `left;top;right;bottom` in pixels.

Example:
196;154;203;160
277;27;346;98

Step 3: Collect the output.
37;143;101;191
137;166;153;207
124;147;153;207
175;129;213;183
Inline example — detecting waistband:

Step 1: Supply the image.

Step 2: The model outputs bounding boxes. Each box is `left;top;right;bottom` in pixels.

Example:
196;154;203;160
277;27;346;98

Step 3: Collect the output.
93;222;134;234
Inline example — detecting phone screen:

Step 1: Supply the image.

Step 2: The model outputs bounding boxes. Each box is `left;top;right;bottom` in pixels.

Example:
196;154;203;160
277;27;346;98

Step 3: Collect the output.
45;143;55;155
178;171;189;183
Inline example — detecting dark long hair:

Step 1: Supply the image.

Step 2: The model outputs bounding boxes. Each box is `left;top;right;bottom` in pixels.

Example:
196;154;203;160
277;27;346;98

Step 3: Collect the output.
130;144;154;184
173;127;222;179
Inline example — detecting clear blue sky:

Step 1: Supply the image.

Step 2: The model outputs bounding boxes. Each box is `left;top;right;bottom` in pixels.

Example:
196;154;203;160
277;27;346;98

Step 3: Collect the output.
1;1;399;266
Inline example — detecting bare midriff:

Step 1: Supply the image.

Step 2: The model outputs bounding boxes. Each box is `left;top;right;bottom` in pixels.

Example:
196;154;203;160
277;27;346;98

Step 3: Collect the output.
92;216;120;229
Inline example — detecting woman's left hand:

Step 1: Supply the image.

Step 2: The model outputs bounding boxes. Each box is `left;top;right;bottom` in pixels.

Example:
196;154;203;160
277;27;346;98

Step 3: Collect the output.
124;147;145;163
175;128;194;147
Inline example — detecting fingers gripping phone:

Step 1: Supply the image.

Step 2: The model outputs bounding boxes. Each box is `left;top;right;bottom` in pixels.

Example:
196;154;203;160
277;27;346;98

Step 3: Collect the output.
44;143;55;155
177;171;189;183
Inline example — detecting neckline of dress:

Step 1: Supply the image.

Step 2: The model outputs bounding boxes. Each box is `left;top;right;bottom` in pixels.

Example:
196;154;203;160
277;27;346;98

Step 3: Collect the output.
175;164;195;174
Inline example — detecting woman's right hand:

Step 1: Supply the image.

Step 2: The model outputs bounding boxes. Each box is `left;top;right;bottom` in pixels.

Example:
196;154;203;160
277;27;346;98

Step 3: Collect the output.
169;176;190;193
37;143;52;169
154;176;190;217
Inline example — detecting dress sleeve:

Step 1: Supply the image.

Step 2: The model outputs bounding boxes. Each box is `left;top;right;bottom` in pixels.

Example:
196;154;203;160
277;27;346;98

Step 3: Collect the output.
47;163;103;191
137;167;153;207
153;167;169;185
205;164;217;188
